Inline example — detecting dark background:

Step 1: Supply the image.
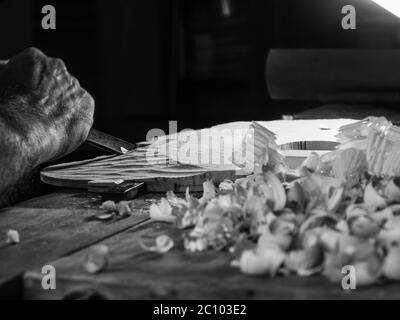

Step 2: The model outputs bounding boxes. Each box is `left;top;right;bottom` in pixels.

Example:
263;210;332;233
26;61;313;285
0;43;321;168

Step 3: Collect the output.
1;0;400;144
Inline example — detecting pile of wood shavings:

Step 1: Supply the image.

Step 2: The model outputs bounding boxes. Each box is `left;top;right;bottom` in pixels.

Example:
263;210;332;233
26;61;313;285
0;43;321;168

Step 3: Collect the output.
147;117;400;286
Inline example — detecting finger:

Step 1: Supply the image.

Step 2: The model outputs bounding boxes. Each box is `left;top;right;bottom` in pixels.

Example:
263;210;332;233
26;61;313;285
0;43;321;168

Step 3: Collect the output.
62;115;93;156
13;47;45;62
61;85;94;126
47;74;79;107
44;77;94;125
7;47;46;70
1;48;47;89
78;90;95;126
35;57;68;94
49;57;68;77
42;70;76;103
63;88;95;145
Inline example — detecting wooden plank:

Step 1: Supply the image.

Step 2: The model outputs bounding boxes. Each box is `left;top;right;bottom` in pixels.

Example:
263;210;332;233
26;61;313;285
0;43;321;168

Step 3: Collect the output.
24;221;400;300
0;191;154;298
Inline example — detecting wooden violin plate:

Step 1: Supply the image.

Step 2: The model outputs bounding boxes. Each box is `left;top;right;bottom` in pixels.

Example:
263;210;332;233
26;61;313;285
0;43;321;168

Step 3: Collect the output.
41;150;239;193
41;119;356;192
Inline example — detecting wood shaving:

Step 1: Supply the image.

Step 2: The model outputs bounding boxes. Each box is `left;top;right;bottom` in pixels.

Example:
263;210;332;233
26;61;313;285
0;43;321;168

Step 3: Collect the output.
6;230;20;245
83;244;109;274
145;118;400;286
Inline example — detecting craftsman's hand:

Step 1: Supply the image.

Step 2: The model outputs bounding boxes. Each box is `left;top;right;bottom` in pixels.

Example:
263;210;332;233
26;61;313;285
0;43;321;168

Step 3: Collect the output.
0;47;94;163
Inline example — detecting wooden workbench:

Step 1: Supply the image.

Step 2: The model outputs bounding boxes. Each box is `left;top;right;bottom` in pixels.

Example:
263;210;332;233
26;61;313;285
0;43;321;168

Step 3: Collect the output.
0;191;151;299
2;106;400;300
0;189;399;300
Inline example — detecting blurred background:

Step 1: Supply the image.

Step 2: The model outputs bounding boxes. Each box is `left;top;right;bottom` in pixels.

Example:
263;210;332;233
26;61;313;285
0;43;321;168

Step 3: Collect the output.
1;0;400;144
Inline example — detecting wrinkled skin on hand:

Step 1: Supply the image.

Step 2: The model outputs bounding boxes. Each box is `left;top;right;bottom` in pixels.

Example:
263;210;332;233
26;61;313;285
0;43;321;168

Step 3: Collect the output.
0;47;94;162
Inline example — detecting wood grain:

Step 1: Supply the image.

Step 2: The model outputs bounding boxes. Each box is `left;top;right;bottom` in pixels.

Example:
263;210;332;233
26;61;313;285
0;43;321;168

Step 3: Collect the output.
41;149;239;192
24;221;400;300
0;191;154;299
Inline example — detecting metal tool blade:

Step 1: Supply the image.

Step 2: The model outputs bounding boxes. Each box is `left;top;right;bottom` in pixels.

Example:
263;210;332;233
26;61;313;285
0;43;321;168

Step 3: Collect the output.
85;128;137;155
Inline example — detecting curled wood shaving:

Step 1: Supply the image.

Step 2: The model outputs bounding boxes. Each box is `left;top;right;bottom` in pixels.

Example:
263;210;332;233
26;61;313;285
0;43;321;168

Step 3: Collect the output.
6;230;20;245
84;245;109;274
149;198;176;223
139;235;174;254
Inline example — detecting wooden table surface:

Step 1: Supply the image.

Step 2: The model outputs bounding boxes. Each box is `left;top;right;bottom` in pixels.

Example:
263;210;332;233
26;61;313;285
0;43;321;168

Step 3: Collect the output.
2;105;400;300
22;217;400;300
1;189;399;300
0;191;151;299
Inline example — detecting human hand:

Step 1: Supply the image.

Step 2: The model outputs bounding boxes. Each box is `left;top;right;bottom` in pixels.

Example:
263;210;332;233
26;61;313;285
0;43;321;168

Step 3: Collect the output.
0;48;95;162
